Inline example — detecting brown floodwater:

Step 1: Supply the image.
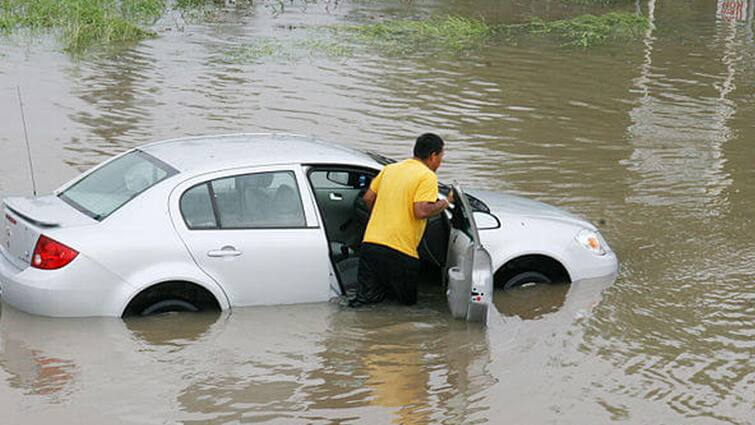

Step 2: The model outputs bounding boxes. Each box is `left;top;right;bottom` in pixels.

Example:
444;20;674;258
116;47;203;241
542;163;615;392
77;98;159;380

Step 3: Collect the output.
0;0;753;423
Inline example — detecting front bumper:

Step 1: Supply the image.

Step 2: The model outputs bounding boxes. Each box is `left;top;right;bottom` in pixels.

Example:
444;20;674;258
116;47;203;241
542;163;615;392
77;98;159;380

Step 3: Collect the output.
0;247;128;317
566;245;619;282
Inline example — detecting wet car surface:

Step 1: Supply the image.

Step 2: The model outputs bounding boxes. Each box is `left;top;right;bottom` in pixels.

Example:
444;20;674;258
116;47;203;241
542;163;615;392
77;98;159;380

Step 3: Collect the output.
1;0;753;423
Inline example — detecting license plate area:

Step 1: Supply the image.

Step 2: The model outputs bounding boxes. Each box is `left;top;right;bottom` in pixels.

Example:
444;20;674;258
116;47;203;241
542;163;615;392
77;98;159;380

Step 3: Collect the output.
3;209;36;266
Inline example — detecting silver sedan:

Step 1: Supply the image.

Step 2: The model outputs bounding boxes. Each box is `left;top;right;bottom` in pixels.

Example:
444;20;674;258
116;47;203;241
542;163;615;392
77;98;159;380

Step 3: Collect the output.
0;133;618;322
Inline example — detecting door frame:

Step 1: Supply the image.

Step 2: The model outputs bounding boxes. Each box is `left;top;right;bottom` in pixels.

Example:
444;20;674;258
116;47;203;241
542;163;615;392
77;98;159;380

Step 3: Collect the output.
445;184;493;324
302;164;381;292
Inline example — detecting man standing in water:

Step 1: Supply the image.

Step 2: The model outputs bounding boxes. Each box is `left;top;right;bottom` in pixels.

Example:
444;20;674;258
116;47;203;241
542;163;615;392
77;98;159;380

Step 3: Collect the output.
349;133;453;307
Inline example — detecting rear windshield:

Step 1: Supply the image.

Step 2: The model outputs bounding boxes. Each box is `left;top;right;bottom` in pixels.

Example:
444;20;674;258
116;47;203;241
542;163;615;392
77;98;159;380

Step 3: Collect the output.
59;150;178;221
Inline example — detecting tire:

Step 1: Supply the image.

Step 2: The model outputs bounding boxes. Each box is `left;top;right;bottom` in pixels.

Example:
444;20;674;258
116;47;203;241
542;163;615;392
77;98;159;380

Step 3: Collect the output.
502;271;552;291
140;299;200;316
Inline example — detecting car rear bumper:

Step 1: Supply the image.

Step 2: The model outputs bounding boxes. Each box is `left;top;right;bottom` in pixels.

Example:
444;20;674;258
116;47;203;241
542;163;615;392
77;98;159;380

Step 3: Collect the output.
0;247;129;317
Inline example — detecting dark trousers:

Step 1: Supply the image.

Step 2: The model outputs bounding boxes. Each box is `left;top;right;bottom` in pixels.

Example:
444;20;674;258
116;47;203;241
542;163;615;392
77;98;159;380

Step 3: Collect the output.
350;243;421;306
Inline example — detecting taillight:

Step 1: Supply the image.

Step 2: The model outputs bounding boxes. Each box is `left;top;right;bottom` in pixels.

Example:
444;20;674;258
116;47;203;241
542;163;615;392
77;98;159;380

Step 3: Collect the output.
31;235;78;270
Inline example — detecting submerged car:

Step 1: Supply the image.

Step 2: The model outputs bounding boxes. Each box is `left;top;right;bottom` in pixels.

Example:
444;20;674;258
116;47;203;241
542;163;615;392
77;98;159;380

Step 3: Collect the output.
0;133;618;322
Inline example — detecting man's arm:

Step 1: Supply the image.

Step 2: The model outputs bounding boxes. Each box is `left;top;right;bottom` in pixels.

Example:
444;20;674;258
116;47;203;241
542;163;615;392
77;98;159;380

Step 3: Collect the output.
363;189;377;212
413;199;449;219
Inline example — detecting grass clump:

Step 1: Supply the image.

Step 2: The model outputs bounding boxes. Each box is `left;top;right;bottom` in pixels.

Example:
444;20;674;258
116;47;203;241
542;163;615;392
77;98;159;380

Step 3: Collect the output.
332;12;648;54
519;12;648;47
225;38;285;63
223;35;352;64
564;0;630;5
0;0;165;52
174;0;217;7
335;16;495;54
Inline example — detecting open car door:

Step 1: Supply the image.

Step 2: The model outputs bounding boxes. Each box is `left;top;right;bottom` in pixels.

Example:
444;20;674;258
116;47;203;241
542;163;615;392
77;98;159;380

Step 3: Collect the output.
445;184;494;325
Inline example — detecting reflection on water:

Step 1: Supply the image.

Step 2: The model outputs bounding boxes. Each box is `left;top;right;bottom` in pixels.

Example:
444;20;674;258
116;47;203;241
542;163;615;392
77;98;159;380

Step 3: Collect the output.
123;311;222;348
1;0;754;423
0;338;77;398
623;0;743;215
0;278;607;424
493;283;569;321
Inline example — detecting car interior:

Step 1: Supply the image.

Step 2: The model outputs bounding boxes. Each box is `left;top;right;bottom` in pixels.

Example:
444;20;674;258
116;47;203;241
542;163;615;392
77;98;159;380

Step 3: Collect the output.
306;166;450;296
179;171;306;230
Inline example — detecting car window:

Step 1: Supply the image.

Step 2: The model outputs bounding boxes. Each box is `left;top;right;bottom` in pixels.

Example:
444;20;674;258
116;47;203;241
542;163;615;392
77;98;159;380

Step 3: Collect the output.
211;171;305;229
450;188;475;241
180;183;217;229
59;150;177;220
309;171;350;189
309;170;372;190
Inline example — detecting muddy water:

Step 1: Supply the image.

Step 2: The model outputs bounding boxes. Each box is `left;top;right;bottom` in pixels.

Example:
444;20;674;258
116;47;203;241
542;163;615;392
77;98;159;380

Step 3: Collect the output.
1;0;753;423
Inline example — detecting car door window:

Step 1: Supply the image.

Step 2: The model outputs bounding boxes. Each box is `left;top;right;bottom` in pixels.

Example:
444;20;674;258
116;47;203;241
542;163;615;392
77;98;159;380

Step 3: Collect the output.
180;183;217;229
212;171;306;229
450;187;475;240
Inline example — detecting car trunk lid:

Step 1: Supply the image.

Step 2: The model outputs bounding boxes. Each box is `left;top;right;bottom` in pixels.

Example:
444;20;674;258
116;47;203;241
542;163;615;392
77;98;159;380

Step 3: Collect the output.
1;195;93;270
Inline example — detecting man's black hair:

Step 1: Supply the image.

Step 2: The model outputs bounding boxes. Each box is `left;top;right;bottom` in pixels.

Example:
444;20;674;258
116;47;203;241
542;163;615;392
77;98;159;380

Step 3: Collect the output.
413;133;444;159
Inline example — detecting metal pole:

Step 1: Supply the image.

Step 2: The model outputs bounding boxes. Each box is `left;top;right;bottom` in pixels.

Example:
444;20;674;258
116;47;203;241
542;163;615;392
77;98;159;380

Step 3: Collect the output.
16;86;38;197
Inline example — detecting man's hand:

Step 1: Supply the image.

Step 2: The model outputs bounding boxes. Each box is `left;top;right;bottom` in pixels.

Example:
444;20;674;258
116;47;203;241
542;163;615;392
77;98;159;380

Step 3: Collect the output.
447;187;455;205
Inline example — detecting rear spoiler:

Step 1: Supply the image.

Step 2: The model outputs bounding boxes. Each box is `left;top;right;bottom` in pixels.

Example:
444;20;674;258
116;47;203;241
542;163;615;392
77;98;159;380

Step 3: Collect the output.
4;197;61;228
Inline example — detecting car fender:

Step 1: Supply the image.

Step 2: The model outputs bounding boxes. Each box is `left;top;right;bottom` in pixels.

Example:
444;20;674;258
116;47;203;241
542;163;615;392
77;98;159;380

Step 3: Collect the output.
117;262;231;315
479;217;579;280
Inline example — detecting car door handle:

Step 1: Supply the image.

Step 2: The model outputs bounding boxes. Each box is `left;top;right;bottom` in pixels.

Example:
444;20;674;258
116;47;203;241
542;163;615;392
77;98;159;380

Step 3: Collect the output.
329;193;343;201
207;246;242;258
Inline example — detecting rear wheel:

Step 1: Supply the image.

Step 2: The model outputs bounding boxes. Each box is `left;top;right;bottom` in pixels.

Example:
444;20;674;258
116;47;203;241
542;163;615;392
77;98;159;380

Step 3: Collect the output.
140;299;200;316
122;281;220;318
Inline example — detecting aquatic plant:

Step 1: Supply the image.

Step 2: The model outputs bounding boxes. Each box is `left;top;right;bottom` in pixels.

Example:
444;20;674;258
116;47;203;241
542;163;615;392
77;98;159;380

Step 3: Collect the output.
0;0;165;52
174;0;221;7
334;16;495;54
225;38;286;63
565;0;631;5
519;12;649;47
223;35;352;64
332;12;648;54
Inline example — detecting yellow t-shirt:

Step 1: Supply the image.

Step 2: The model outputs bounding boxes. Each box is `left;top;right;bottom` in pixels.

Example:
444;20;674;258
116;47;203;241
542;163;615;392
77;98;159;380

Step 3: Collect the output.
362;159;438;259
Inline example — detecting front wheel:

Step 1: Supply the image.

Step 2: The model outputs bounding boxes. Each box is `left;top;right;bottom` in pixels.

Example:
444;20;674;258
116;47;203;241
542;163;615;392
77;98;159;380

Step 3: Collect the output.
501;271;552;290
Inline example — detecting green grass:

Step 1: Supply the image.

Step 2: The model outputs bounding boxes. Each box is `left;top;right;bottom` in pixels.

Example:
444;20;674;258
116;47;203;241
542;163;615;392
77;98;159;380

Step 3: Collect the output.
335;16;495;54
564;0;630;5
225;38;286;63
332;12;648;53
0;1;649;55
0;0;164;52
174;0;218;7
223;35;353;64
517;12;649;47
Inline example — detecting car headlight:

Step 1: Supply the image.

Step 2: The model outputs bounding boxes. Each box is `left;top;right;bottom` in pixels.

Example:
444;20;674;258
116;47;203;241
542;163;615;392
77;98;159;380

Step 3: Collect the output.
576;229;606;255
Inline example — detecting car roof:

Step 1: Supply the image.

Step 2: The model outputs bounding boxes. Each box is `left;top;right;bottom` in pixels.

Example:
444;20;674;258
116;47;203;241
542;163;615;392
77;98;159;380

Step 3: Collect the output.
139;133;383;174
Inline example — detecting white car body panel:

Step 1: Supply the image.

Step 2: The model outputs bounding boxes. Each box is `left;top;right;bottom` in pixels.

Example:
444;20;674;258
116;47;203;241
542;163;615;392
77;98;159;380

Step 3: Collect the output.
168;165;332;307
0;133;618;318
0;249;129;317
472;191;619;282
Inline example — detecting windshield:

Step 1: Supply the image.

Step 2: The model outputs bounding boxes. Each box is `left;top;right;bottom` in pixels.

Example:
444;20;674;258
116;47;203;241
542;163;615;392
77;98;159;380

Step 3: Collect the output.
364;150;396;166
59;150;178;221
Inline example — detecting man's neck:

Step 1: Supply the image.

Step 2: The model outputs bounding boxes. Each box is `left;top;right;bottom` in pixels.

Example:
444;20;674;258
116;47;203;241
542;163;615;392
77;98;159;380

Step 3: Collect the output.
412;157;432;170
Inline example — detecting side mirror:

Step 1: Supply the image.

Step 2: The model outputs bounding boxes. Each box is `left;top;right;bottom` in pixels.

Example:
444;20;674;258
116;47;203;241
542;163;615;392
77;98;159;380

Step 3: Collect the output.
326;171;350;186
473;211;500;230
